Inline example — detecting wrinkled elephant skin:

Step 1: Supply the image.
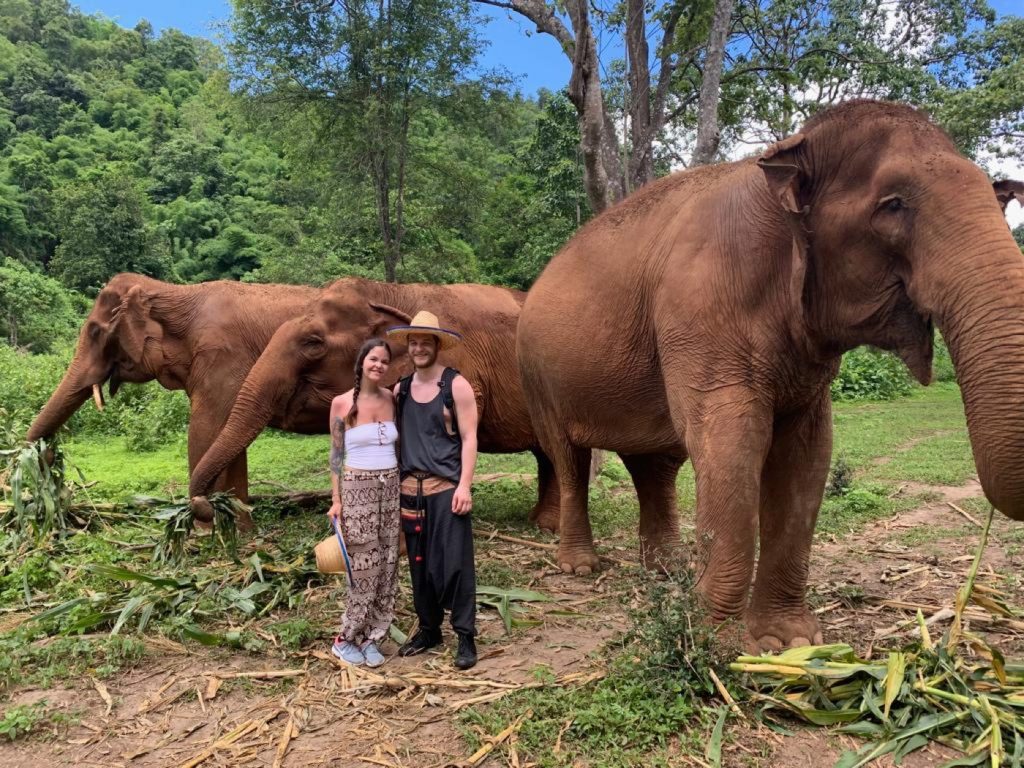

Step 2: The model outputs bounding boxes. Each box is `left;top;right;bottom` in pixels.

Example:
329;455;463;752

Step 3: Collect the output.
517;100;1024;650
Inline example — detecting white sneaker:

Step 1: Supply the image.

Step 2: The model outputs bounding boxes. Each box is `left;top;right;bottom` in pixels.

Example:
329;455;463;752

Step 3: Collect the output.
332;637;365;665
361;642;386;667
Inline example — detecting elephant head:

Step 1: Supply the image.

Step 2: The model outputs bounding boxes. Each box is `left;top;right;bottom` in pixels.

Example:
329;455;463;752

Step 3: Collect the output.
188;279;412;506
757;101;1024;518
27;274;178;442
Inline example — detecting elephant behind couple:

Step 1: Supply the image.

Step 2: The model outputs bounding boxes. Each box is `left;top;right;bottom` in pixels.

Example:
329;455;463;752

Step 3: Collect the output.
187;277;560;527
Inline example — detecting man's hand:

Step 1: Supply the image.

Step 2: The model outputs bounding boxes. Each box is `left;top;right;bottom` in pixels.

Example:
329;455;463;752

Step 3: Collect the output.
327;501;342;522
452;484;472;515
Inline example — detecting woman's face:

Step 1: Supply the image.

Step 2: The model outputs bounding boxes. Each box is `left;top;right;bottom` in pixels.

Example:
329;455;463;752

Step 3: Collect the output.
362;345;391;383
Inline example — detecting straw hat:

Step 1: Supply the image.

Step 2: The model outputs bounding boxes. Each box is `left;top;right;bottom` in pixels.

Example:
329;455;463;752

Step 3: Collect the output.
386;310;462;350
315;534;346;574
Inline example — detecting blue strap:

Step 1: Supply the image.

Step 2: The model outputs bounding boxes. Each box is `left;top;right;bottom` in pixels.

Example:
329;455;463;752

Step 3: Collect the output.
331;516;355;587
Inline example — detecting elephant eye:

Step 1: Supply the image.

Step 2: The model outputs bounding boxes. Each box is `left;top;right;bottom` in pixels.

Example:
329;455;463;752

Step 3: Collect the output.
880;196;905;213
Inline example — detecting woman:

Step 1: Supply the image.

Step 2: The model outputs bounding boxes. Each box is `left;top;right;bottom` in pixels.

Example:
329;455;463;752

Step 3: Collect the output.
327;338;401;667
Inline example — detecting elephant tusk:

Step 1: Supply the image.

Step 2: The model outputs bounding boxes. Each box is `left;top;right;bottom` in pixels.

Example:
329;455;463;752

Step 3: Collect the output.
92;384;105;412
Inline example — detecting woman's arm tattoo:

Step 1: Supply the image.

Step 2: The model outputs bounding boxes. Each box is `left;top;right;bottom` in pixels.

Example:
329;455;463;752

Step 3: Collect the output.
329;415;345;475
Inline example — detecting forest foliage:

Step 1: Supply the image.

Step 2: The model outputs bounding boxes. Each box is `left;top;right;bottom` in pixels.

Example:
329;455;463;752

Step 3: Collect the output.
0;0;1022;438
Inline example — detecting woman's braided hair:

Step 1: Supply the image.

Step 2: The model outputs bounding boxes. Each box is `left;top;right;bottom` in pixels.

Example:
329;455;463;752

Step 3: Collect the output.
346;338;392;427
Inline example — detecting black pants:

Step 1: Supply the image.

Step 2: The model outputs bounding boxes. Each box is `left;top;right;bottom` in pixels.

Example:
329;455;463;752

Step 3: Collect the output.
401;487;476;637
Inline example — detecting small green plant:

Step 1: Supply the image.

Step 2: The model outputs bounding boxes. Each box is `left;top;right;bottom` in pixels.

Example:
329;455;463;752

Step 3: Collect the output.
268;618;318;650
0;701;46;741
826;457;854;498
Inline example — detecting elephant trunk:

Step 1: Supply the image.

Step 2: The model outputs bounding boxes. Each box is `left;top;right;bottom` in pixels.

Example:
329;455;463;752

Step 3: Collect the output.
188;357;290;501
26;358;95;442
925;200;1024;520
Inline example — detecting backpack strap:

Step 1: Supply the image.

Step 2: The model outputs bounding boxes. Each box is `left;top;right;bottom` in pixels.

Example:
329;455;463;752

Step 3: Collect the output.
439;367;460;438
395;374;413;429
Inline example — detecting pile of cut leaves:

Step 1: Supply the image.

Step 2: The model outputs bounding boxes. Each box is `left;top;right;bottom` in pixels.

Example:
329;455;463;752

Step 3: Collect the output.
733;506;1024;767
0;434;86;544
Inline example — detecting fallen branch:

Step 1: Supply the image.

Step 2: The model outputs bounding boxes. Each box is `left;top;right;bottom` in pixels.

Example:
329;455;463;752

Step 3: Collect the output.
947;501;982;528
474;528;558;552
709;668;746;721
452;709;532;768
211;669;306;681
272;710;297;768
873;607;955;640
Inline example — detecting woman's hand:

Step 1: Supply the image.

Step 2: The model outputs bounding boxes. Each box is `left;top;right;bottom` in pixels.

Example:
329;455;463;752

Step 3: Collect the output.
327;501;342;522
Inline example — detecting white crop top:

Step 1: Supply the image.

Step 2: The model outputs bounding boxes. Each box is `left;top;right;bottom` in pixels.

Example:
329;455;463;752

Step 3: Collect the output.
344;421;399;470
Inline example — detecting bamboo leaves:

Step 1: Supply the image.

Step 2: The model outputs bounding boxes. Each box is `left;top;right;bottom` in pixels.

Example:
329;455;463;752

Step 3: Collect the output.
0;436;82;544
733;505;1020;767
476;585;552;634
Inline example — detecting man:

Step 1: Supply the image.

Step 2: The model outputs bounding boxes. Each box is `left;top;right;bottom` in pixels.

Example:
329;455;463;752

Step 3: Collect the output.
388;311;479;670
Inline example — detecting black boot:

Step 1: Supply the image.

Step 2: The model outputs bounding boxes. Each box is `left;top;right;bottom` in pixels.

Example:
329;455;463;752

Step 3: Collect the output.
454;633;477;670
399;627;441;657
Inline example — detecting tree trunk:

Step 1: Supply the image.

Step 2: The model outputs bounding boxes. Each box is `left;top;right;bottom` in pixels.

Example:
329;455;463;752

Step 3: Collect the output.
691;0;735;166
625;0;653;191
563;0;623;213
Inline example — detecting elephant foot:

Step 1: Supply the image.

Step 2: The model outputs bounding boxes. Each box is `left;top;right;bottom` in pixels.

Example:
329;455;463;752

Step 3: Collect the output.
639;538;681;574
530;503;560;533
745;607;823;653
557;544;601;576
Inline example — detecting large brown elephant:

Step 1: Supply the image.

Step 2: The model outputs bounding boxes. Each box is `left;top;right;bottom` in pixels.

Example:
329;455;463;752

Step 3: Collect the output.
187;277;559;523
517;100;1024;651
27;274;320;520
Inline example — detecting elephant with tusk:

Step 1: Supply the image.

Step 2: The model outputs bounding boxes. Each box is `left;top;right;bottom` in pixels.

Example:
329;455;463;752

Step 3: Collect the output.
26;274;321;529
517;100;1024;651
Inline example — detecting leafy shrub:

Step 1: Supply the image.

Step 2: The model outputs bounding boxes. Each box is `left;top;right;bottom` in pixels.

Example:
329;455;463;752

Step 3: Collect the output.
0;259;84;352
115;387;190;452
831;346;914;402
0;702;46;741
933;333;956;383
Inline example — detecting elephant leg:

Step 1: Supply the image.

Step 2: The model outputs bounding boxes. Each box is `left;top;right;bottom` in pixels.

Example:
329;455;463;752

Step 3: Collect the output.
550;442;600;575
747;394;832;651
620;452;684;572
529;449;561;532
683;393;773;623
219;450;254;533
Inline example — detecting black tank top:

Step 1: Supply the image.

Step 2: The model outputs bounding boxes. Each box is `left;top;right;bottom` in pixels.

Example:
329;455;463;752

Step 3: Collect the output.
399;370;462;484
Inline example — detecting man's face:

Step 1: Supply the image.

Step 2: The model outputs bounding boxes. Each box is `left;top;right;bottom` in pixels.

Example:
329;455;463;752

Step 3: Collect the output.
407;334;438;369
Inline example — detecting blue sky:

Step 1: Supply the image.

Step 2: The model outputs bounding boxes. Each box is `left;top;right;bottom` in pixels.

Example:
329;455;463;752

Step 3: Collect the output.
76;0;1024;99
79;0;571;96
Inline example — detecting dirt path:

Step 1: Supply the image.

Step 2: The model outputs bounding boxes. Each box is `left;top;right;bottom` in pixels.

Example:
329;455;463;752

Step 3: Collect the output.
3;478;1020;768
0;558;622;768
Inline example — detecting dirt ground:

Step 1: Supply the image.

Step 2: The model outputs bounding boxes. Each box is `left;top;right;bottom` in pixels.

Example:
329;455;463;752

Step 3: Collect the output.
0;474;1019;768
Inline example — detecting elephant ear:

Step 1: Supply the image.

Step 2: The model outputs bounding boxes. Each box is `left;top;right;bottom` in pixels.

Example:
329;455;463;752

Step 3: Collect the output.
993;179;1024;214
758;134;811;324
113;285;164;366
367;302;412;343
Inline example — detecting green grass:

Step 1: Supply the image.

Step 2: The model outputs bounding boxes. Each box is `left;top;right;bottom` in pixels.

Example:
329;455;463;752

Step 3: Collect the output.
68;430;332;502
832;383;974;487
